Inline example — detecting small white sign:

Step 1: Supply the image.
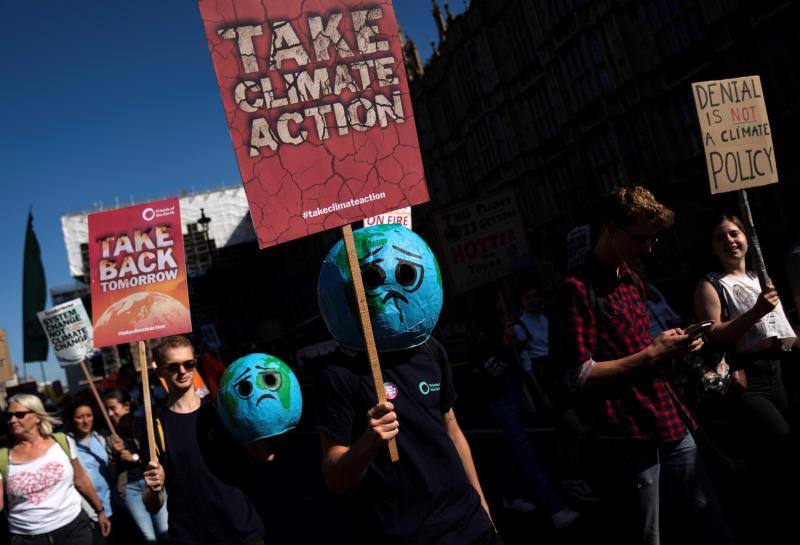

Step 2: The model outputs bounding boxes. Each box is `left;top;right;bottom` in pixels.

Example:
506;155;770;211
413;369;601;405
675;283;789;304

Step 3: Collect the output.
38;299;95;367
363;207;412;229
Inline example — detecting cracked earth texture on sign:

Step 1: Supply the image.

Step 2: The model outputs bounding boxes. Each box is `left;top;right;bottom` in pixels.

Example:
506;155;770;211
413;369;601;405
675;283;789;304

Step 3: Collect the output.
198;0;430;249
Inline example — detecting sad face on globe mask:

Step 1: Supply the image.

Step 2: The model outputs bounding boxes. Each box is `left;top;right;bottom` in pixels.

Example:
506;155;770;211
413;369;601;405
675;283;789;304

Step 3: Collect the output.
318;224;444;351
216;354;302;444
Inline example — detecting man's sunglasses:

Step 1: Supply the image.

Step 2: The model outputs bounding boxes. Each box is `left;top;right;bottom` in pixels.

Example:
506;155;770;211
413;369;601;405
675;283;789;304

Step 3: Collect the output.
5;411;32;421
163;359;198;374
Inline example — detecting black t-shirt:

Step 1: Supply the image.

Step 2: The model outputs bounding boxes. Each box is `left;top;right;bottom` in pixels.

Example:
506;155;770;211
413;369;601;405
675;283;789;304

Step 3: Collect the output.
314;340;490;545
161;401;264;545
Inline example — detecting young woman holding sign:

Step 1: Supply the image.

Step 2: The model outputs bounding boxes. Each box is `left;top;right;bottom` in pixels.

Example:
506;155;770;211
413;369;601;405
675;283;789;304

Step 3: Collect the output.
694;214;798;540
694;215;796;444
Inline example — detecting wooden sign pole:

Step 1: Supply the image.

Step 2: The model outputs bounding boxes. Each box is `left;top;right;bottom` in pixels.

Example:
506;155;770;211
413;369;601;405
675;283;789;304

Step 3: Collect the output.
138;341;158;463
78;359;118;439
738;189;771;288
341;224;400;462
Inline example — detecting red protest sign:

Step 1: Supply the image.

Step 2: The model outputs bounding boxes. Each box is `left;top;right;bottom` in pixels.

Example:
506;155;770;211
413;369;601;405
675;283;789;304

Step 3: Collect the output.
198;0;429;249
88;198;192;348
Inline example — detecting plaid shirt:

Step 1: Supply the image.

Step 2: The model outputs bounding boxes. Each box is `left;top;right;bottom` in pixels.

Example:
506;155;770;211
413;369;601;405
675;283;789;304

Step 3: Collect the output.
558;258;696;442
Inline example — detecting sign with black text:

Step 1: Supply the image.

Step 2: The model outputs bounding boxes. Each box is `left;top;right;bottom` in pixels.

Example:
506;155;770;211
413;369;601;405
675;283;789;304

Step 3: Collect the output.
435;191;530;294
692;75;777;194
37;299;94;367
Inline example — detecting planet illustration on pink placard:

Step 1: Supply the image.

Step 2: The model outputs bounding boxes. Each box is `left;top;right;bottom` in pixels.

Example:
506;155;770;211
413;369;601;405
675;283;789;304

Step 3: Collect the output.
95;292;190;341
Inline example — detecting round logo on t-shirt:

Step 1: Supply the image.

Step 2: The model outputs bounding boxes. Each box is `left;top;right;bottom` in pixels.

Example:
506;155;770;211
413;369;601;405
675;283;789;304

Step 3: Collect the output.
384;382;398;400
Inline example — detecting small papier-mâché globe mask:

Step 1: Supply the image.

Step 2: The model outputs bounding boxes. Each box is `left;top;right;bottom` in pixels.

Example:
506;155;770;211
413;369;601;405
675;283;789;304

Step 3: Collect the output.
216;354;302;444
318;224;443;351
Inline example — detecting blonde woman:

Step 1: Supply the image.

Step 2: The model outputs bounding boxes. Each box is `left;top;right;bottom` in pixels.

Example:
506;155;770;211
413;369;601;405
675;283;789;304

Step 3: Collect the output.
0;394;111;545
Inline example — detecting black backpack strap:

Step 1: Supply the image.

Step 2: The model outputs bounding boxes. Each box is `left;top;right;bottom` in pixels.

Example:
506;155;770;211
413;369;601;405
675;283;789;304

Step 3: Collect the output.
583;270;641;438
704;274;729;321
628;269;646;300
586;282;603;320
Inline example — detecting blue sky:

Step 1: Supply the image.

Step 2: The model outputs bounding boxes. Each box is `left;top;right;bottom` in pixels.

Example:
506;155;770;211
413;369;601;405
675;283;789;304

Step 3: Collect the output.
0;0;464;385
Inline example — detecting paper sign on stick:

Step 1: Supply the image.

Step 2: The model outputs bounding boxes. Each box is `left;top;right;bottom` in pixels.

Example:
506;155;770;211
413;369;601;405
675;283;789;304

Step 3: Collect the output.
692;75;778;194
434;191;531;294
88;198;192;348
0;329;14;384
37;299;94;367
198;0;430;248
364;207;412;229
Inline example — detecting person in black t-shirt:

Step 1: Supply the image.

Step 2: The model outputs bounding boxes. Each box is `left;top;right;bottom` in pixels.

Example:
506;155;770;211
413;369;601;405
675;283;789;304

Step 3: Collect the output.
315;339;498;545
315;224;499;545
142;336;272;545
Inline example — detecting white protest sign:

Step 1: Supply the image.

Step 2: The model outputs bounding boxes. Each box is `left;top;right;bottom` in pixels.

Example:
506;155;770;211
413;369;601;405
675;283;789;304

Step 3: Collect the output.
692;75;777;194
364;207;412;229
37;299;95;367
435;191;531;294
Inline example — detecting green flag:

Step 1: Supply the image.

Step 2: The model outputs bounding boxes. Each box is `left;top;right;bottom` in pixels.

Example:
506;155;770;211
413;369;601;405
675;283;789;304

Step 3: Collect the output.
23;211;48;362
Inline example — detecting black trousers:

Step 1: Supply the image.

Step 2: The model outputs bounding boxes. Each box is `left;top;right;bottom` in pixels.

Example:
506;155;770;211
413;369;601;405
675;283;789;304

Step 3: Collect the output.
10;513;92;545
737;354;792;444
733;352;797;544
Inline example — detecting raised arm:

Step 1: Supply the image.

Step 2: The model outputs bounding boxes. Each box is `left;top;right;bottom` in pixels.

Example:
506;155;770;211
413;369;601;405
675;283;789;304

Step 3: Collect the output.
694;278;778;346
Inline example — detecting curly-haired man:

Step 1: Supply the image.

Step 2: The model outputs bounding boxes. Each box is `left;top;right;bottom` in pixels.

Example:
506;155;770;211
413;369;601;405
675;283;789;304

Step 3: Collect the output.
556;186;733;544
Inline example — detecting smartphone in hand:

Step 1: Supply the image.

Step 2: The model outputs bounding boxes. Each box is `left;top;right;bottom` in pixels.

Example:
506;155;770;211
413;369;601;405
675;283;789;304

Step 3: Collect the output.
684;321;713;339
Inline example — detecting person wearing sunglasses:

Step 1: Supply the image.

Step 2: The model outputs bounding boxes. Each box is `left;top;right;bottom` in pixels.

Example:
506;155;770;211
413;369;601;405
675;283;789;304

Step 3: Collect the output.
0;393;111;545
141;335;268;545
104;389;168;545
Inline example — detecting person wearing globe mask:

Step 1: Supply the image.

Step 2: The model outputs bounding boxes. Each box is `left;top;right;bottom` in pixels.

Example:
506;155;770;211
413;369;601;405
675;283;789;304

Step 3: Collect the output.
314;224;499;545
142;335;302;545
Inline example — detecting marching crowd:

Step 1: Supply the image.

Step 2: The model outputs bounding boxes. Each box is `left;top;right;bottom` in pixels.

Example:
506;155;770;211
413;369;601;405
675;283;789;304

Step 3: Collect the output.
1;186;797;545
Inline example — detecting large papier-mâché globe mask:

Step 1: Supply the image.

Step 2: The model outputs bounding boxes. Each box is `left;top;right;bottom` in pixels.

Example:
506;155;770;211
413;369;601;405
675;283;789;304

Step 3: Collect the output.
216;354;302;444
318;224;443;351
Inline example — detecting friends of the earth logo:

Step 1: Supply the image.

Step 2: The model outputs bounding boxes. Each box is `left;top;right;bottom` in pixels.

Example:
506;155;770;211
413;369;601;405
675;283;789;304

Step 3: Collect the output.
418;381;440;396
